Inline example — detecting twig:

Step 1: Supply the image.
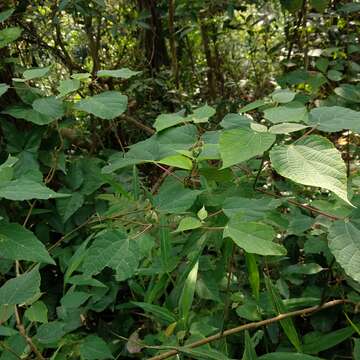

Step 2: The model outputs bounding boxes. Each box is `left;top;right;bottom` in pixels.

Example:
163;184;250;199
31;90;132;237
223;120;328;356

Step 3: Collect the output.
123;115;155;135
256;188;342;221
151;167;174;194
147;299;350;360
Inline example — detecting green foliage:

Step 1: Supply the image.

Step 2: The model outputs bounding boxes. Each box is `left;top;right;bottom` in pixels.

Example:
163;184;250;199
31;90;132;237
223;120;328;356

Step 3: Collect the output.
0;1;359;359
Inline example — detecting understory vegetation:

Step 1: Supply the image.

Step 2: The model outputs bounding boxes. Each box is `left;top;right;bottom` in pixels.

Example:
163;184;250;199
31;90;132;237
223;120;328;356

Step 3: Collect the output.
1;0;360;359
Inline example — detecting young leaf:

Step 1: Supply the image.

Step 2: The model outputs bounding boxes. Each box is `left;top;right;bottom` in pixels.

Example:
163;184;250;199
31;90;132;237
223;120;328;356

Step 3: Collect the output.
219;128;275;168
270;135;350;205
75;91;128;119
0;266;40;305
174;217;202;233
0;222;55;264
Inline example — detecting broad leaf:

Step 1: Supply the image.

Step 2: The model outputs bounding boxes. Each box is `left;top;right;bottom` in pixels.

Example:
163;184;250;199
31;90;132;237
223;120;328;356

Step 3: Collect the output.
0;222;54;264
75;91;128;119
269;123;308;134
259;354;322;360
154;176;203;213
2;105;54;125
0;178;70;200
270;135;350;204
80;335;114;360
35;321;65;344
220;113;252;129
334;84;360;103
22;66;51;80
242;331;258;360
0;266;40;305
328;221;360;282
56;192;84;222
271;89;296;103
264;101;308;124
0;8;15;22
154;113;186;132
190;104;216;123
32;96;65;120
309;106;360;133
24;301;48;323
0;27;22;48
57;79;80;98
224;217;287;256
82;230;139;281
219;128;275;168
158;154;192;170
97;68;141;79
0;83;9;97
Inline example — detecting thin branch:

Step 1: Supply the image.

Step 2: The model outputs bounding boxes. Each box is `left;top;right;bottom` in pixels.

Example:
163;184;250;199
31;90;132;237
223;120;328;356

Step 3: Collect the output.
147;299;350;360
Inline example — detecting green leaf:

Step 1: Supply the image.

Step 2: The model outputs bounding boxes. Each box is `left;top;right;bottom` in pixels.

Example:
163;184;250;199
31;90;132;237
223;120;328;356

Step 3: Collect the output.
219;128;275;168
0;178;70;200
302;326;355;354
174;217;202;233
75;91;128;119
154;113;186;132
0;325;17;336
0;83;9;97
270;135;350;204
154;177;203;213
2;105;54;125
57;79;80;97
132;302;177;324
197;206;208;221
35;321;65;344
328;221;360;282
269;123;308;134
190;104;216;123
0;8;15;22
245;253;260;301
102;124;197;172
80;335;114;360
334;84;360;103
242;331;258;360
259;354;322;360
56;192;84;222
327;69;342;81
158;154;192;170
224;217;287;256
0;266;40;305
178;346;230;360
179;261;199;322
0;27;22;48
220;113;252;129
71;72;91;81
309;106;360;133
82;230;139;281
280;0;303;12
240;99;267;113
97;68;141;79
264;101;308;124
271;89;296;103
354;339;360;360
0;222;54;264
32;96;65;120
22;66;51;81
24;301;48;323
264;276;301;351
310;0;329;12
160;216;171;272
61;291;91;308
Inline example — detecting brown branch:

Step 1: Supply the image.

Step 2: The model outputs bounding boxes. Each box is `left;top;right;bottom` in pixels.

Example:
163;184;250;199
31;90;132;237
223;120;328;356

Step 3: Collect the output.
147;299;349;360
256;188;342;221
123;115;155;135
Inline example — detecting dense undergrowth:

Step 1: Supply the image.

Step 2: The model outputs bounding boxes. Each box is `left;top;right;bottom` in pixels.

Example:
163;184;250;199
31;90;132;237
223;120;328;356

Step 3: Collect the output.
1;1;360;359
